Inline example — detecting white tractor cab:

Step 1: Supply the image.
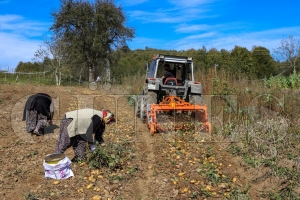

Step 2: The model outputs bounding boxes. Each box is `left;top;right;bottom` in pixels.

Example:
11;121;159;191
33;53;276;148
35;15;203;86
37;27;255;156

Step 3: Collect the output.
145;54;202;103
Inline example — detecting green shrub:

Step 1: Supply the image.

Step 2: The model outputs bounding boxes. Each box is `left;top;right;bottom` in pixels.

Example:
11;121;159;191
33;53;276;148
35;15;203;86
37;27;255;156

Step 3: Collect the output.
87;140;134;171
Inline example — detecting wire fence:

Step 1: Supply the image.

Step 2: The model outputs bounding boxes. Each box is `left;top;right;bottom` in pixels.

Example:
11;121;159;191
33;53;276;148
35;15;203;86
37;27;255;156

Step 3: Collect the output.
0;70;86;86
0;70;117;89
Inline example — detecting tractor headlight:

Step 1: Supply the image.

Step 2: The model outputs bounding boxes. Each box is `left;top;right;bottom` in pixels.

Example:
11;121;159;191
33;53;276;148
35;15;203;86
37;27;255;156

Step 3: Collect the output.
148;84;156;90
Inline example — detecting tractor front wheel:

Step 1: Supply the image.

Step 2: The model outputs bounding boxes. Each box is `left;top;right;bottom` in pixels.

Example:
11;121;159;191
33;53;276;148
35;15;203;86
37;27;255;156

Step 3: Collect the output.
140;91;157;122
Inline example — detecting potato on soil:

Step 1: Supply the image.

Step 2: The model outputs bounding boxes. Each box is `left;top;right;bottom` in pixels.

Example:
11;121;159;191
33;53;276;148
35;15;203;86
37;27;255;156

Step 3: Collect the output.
86;183;93;189
53;181;60;185
92;195;102;200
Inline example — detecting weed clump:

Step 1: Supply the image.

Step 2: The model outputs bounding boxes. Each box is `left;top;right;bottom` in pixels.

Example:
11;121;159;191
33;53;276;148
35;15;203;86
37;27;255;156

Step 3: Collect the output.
23;191;38;200
87;140;134;171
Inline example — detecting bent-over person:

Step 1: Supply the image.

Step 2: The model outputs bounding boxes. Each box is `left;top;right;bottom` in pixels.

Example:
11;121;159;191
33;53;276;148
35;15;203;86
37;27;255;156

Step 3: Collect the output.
23;93;54;136
54;108;115;161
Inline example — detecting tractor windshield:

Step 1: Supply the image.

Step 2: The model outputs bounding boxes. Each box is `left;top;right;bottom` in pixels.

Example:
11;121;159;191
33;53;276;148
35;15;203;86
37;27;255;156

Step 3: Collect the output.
156;62;193;84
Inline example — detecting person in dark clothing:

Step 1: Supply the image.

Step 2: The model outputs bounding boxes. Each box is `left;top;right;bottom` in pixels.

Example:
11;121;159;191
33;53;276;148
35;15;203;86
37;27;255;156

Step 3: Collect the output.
162;63;175;79
54;108;115;161
162;63;175;83
23;93;54;136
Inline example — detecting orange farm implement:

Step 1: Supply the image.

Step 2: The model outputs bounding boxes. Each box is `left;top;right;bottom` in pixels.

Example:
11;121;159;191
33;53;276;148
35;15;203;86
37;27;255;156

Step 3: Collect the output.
146;95;211;135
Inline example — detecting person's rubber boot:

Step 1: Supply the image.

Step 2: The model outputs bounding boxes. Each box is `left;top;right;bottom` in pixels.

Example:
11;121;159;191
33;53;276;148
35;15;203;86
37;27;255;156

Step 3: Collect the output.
89;144;96;152
33;129;43;136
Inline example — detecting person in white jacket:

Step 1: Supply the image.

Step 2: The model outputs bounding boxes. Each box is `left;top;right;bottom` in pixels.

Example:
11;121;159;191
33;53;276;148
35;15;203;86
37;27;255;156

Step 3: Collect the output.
95;76;101;83
54;108;115;161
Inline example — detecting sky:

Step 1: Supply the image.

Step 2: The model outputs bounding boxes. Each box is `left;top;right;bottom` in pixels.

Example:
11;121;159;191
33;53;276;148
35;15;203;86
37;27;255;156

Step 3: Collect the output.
1;0;300;71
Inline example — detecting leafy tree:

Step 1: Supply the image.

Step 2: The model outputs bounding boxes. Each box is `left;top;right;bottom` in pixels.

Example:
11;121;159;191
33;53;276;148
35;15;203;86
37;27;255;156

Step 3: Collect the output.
50;0;134;81
205;48;222;71
231;46;255;78
251;46;276;78
34;34;66;85
191;47;207;71
220;49;233;72
273;35;300;74
15;61;43;72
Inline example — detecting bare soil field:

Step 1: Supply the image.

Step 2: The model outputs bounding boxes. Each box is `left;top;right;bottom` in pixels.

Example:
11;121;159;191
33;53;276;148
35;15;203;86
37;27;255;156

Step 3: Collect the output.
0;83;297;199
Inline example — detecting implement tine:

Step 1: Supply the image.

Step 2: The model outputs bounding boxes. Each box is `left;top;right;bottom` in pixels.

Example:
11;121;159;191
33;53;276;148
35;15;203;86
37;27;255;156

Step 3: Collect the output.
147;95;211;135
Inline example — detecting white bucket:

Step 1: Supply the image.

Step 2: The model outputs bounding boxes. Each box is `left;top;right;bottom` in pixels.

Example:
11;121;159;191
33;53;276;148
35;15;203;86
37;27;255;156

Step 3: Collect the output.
43;154;74;180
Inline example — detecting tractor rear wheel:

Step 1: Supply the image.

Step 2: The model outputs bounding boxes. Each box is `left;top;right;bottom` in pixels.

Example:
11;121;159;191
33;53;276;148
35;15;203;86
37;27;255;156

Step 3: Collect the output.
140;91;157;122
190;95;203;105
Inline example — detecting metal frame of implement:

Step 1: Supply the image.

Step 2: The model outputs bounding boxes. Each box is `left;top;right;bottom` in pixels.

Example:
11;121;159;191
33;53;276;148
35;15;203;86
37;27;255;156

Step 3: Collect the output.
147;95;211;135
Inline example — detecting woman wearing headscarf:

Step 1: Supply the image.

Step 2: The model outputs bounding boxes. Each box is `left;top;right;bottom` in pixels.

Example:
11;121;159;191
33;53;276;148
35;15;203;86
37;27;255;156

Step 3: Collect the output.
23;93;54;136
54;108;115;161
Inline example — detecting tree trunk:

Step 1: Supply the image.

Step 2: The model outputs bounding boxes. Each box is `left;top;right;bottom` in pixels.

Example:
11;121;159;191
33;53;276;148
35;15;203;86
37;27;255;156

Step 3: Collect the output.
55;67;61;86
55;71;59;86
59;72;61;86
89;67;94;82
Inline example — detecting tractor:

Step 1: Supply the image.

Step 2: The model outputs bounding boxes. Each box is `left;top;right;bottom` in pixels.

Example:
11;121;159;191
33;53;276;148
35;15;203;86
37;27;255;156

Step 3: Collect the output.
135;54;211;135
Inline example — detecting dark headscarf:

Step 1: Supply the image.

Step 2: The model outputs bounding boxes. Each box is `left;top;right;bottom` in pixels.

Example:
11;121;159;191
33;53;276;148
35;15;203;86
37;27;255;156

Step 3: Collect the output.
22;93;54;121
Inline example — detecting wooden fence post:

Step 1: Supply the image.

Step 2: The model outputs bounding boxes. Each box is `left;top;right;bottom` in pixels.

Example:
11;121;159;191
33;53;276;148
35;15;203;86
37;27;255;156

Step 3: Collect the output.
4;67;9;83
